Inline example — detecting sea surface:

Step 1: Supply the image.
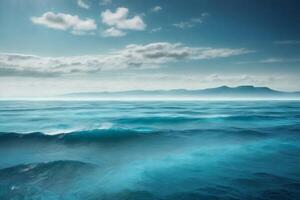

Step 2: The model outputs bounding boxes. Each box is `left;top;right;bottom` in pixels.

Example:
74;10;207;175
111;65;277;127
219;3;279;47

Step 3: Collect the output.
0;100;299;200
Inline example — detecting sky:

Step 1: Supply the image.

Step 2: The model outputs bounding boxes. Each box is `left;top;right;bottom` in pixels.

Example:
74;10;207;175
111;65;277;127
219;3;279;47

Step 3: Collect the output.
0;0;300;97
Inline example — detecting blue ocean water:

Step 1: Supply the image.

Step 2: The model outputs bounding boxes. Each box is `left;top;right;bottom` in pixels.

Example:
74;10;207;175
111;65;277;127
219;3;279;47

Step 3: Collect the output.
0;101;299;200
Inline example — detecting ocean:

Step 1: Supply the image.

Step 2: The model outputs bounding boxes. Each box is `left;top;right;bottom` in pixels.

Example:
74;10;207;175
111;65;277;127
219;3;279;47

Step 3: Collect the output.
0;100;299;200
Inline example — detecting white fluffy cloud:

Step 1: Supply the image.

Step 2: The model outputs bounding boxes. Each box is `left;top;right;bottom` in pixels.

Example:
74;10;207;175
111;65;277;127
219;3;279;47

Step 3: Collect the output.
151;6;162;13
31;12;97;35
101;7;146;30
0;42;250;76
101;7;146;37
77;0;90;9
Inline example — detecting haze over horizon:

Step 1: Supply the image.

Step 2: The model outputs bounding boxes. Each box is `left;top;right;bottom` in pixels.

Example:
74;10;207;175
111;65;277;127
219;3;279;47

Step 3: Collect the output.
0;0;300;97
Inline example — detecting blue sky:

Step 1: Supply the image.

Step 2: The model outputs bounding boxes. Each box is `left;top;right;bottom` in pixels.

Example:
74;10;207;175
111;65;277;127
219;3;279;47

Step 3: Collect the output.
0;0;299;97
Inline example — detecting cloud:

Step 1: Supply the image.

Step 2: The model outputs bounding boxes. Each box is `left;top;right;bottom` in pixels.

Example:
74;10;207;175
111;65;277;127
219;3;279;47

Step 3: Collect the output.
173;13;209;29
99;0;112;5
0;42;250;76
204;74;259;83
102;27;126;37
151;6;162;13
274;40;300;45
150;27;162;33
31;12;97;35
173;18;202;29
201;12;210;17
260;58;285;63
261;58;300;63
101;7;146;37
236;57;300;64
71;30;96;36
77;0;90;9
101;7;146;30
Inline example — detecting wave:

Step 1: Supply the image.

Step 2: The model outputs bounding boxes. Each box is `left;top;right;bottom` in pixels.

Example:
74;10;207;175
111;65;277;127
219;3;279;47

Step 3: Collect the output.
1;161;299;200
3;120;299;139
0;126;280;145
110;114;288;128
0;129;162;146
0;160;97;177
0;160;98;199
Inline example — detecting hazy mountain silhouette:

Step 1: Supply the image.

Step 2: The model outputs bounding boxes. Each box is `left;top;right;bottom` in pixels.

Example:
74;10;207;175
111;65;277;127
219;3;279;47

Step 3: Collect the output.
64;85;300;99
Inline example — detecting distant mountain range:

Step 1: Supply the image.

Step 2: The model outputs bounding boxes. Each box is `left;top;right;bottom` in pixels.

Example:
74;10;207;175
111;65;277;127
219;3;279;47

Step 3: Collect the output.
63;85;300;99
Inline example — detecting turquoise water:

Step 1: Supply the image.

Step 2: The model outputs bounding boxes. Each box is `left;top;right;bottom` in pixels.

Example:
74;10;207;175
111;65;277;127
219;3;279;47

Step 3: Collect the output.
0;101;300;200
